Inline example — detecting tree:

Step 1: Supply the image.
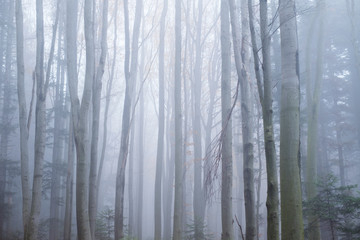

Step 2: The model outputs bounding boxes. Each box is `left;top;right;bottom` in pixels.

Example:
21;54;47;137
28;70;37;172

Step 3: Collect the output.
15;0;31;238
114;0;142;237
228;0;256;238
154;0;168;238
89;0;109;237
279;0;304;239
66;0;94;238
220;0;234;238
305;1;325;239
173;0;184;237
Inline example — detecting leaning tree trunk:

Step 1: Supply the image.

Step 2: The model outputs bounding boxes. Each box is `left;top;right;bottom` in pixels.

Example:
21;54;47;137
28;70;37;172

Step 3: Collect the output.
220;0;234;239
279;0;304;239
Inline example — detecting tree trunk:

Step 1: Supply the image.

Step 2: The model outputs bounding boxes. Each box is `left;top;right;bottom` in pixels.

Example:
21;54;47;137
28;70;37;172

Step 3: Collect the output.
305;2;325;239
115;0;142;237
228;0;256;238
220;0;234;238
97;0;118;211
26;0;48;238
64;115;75;240
66;0;94;238
89;0;108;237
258;0;280;239
49;5;63;239
154;0;167;239
279;0;304;239
137;29;145;238
15;0;31;236
173;0;183;238
192;0;206;238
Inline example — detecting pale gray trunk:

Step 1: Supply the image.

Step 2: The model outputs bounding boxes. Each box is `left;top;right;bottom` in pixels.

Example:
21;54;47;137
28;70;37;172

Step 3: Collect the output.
192;0;206;238
173;0;183;237
279;0;304;239
163;89;175;240
89;0;108;237
15;0;31;236
26;0;47;238
115;0;142;237
64;115;75;240
97;0;118;208
137;29;145;238
154;0;167;238
66;0;94;238
228;0;256;238
128;118;135;236
305;2;325;239
49;5;63;239
257;0;280;239
220;0;234;238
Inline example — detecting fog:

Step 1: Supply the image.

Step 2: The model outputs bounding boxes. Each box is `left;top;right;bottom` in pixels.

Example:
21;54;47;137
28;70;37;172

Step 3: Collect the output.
0;0;359;239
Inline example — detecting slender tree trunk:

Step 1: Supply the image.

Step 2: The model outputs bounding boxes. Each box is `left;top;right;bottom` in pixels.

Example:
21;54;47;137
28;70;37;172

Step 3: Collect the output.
115;0;142;237
305;2;325;239
97;0;118;209
228;0;256;238
49;6;64;239
192;0;206;238
89;0;109;237
26;0;48;238
220;0;234;238
64;115;75;240
137;27;145;238
15;0;31;237
173;0;183;237
279;0;304;239
154;0;168;238
258;0;280;239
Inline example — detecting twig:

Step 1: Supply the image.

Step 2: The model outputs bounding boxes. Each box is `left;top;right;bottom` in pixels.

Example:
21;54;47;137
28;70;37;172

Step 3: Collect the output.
235;215;245;240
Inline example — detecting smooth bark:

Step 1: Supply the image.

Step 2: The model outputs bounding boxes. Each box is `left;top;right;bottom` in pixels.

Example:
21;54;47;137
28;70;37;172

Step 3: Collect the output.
15;0;31;236
154;0;168;238
221;0;234;238
279;0;304;239
173;0;183;238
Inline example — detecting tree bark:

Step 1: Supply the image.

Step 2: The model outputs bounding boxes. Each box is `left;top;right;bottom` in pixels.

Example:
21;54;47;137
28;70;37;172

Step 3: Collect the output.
115;0;142;237
305;2;325;239
15;0;31;237
221;0;234;238
173;0;183;238
89;0;109;237
228;0;256;238
154;0;167;238
279;0;304;239
26;0;48;238
66;0;94;238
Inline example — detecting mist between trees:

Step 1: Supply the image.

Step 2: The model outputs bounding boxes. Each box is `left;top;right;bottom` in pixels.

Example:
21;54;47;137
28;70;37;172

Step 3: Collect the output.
0;0;360;239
